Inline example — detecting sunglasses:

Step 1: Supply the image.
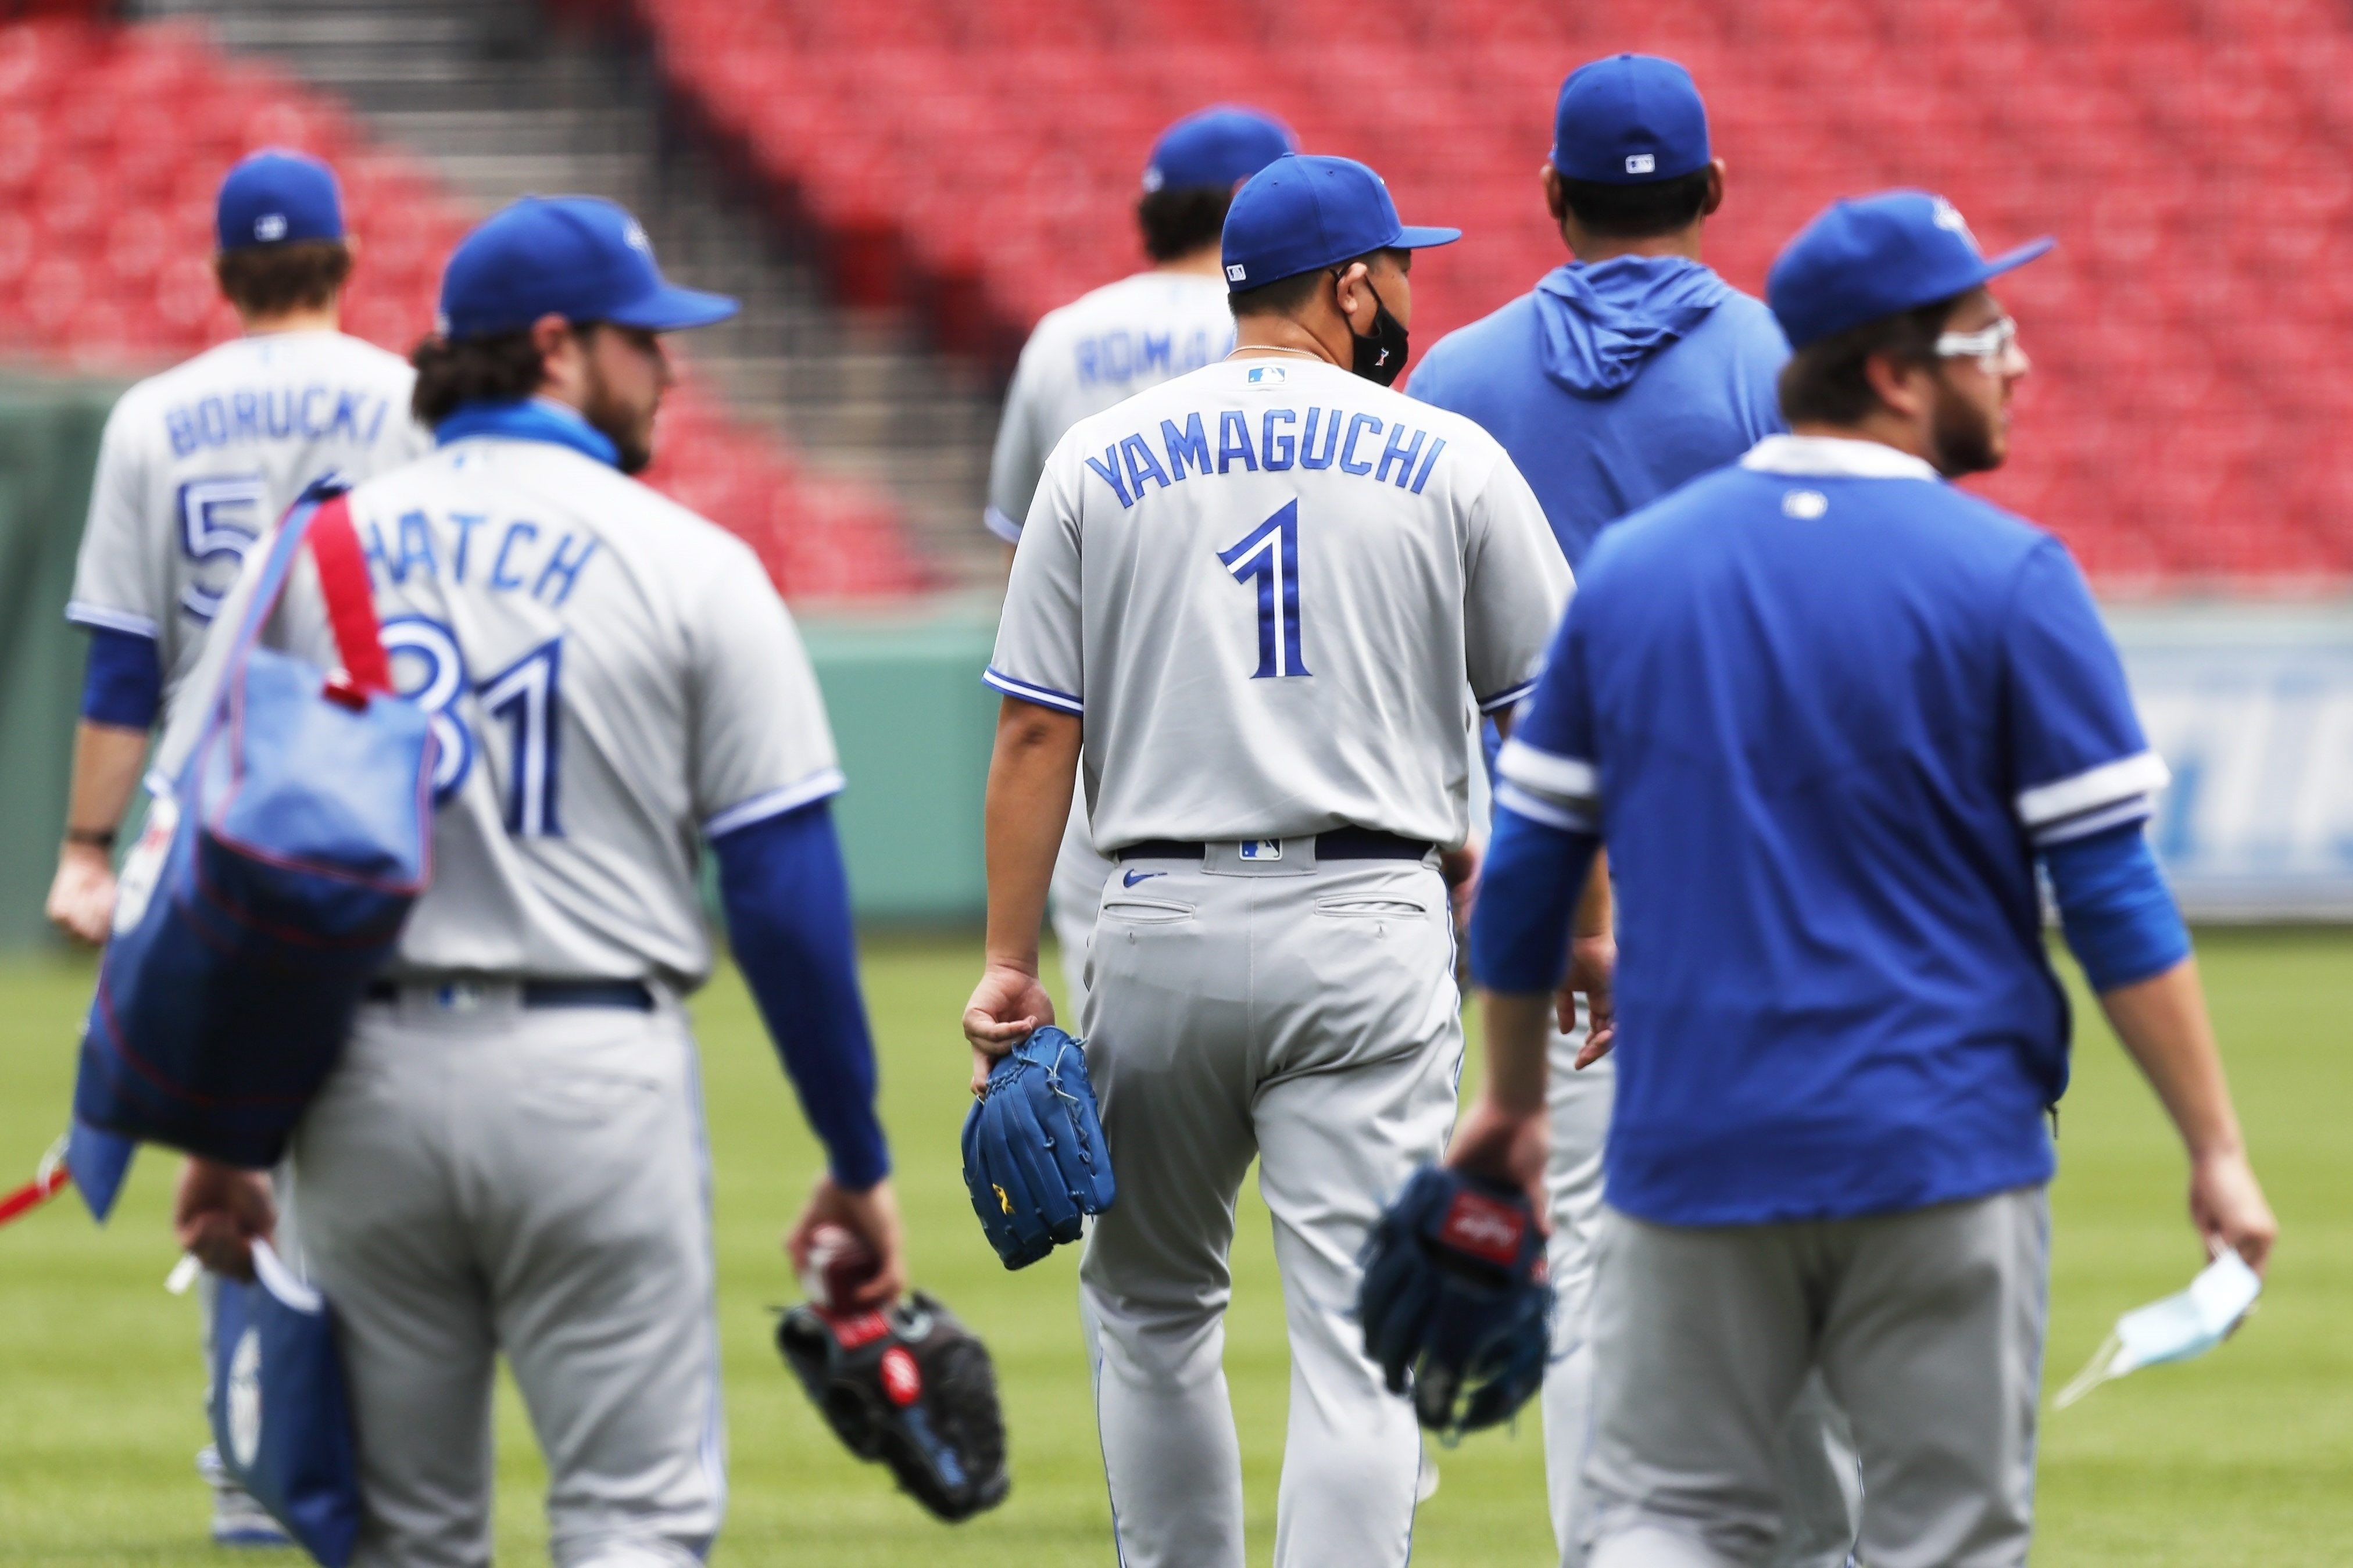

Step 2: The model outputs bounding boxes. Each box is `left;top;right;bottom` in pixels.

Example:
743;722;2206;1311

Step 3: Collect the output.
1933;316;2020;374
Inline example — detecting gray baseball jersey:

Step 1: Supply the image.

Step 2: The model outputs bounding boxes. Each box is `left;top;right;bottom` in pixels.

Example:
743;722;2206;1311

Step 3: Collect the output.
69;330;430;709
989;355;1572;851
156;427;841;989
985;271;1235;543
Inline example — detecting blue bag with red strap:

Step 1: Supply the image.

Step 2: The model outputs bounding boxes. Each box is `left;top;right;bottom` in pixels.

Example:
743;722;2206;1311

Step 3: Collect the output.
71;484;434;1218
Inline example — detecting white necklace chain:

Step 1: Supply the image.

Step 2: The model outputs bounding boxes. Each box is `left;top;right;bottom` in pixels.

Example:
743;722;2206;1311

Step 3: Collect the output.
1224;345;1324;361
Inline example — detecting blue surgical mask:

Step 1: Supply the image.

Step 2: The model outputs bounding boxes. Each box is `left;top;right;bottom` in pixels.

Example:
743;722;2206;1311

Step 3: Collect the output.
2054;1248;2262;1408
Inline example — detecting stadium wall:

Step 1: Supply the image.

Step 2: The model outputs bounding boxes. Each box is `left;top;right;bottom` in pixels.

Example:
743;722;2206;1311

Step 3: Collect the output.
0;379;2347;947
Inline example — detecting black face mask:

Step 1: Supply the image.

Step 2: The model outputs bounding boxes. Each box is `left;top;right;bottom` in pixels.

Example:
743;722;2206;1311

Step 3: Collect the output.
1334;270;1410;386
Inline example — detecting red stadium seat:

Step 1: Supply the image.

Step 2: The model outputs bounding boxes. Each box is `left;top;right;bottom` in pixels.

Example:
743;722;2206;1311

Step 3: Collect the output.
615;0;2353;588
0;15;927;603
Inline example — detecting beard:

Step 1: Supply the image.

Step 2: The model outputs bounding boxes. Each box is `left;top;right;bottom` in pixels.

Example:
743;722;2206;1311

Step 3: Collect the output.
1926;377;2004;478
579;357;657;475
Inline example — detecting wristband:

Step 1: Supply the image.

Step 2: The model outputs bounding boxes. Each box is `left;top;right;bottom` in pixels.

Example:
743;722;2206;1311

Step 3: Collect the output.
65;827;116;850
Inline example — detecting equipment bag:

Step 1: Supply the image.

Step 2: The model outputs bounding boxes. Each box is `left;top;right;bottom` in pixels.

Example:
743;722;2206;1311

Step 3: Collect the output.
209;1240;363;1567
71;486;432;1214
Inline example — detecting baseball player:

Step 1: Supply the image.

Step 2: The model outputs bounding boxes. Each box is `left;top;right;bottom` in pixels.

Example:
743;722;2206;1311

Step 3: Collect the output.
163;195;906;1566
1407;57;1855;1566
46;147;428;1548
1461;191;2277;1567
963;153;1572;1567
985;104;1296;1023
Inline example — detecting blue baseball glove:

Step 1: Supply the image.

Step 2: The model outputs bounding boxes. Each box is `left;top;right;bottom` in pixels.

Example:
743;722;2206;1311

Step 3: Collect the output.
1357;1165;1553;1440
960;1027;1115;1269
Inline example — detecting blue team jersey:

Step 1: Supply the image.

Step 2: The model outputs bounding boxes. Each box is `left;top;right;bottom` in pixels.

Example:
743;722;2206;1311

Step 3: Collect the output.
1495;435;2169;1226
1408;256;1788;568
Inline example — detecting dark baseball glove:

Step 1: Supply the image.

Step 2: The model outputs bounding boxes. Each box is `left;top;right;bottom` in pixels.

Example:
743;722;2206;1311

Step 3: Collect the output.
775;1292;1011;1522
1357;1165;1553;1441
960;1026;1115;1269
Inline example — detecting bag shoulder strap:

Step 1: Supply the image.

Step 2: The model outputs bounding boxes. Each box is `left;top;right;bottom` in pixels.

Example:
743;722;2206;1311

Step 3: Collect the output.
304;494;392;695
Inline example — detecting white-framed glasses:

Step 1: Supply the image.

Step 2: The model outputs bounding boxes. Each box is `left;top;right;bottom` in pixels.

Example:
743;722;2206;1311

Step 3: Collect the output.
1934;316;2021;374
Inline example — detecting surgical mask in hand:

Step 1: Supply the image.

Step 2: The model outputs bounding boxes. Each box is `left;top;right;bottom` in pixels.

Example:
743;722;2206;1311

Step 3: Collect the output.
2054;1248;2262;1408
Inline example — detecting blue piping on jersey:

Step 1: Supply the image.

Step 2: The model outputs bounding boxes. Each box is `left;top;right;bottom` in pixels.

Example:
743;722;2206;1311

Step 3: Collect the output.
434;397;620;469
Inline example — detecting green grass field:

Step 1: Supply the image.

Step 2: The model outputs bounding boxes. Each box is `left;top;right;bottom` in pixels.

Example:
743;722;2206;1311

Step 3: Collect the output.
1;929;2347;1565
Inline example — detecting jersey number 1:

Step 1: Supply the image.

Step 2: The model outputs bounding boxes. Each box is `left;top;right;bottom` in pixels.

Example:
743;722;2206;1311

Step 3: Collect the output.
1218;500;1311;679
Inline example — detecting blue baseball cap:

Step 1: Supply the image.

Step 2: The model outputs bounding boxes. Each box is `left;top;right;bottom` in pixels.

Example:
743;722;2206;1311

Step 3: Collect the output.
1221;155;1460;291
1550;55;1711;185
1144;105;1297;194
216;149;344;252
1768;190;2054;349
437;195;738;341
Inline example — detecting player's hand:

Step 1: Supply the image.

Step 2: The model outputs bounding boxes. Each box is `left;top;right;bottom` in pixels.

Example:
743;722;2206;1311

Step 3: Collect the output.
787;1175;909;1308
1565;932;1617;1067
963;961;1054;1093
2190;1146;2278;1276
173;1158;276;1281
1445;1095;1550;1224
46;842;117;946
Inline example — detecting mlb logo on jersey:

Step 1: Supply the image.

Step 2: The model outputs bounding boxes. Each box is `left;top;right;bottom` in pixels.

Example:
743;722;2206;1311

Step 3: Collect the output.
1247;366;1286;385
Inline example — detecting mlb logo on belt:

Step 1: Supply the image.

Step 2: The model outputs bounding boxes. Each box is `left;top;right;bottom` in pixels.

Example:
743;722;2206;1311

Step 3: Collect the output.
1239;839;1282;861
1437;1190;1526;1265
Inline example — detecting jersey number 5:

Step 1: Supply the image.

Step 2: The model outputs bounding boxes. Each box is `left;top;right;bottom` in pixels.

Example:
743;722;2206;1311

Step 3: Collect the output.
1218;500;1311;679
177;475;267;622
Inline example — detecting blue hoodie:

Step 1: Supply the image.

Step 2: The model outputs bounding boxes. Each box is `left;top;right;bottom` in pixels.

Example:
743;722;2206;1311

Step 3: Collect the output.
1410;255;1789;568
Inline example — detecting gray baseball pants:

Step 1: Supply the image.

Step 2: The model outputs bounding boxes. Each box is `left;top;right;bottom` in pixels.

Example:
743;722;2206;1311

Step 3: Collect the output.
1078;842;1462;1568
1582;1187;2051;1568
1541;1034;1862;1568
291;985;725;1567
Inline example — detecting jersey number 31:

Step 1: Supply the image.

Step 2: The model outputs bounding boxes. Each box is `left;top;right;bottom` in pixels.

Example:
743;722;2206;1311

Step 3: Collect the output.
381;617;564;837
1218;500;1311;679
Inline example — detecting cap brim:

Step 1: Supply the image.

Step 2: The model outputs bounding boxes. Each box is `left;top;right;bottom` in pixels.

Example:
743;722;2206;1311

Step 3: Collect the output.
1394;224;1463;249
1976;235;2055;285
606;282;740;332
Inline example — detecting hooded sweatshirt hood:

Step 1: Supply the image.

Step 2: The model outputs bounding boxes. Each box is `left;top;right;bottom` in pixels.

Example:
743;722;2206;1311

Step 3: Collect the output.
1537;255;1733;398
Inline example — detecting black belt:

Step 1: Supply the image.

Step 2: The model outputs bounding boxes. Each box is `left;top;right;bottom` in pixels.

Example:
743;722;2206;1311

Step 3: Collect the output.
1113;828;1433;863
364;978;655;1011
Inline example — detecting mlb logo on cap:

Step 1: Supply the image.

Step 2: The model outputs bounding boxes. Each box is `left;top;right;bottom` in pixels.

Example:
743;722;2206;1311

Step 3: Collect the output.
1551;54;1711;187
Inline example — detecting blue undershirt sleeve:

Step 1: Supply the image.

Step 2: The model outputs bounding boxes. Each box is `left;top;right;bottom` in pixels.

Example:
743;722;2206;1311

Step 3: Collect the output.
711;798;891;1189
2042;821;2192;994
1469;801;1602;995
81;626;161;729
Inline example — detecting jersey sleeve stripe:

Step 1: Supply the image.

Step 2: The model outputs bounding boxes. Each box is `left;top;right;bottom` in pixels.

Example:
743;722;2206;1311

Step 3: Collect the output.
703;767;847;839
982;667;1083;715
1496;736;1598;804
2014;750;2170;830
1496;780;1596;834
1477;677;1539;715
65;601;160;639
982;506;1024;545
2029;794;2156;849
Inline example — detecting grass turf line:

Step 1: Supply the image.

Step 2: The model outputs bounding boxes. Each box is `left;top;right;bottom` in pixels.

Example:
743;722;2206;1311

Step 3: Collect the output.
0;929;2345;1565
